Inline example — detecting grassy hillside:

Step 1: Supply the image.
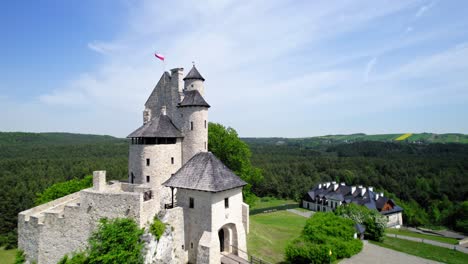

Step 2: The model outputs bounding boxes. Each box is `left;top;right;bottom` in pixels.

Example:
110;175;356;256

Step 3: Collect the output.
243;132;468;147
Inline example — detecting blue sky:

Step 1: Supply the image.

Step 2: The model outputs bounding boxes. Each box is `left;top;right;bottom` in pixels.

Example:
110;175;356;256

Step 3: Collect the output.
1;0;467;137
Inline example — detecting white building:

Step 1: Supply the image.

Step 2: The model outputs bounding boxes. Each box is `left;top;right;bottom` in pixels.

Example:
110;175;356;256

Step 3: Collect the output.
18;65;249;264
302;182;403;228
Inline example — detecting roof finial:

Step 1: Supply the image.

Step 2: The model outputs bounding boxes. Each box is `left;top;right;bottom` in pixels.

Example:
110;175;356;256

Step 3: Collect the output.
192;61;195;67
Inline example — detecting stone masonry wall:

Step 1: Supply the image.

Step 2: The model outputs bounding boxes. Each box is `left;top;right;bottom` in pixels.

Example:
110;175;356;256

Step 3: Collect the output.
180;107;208;164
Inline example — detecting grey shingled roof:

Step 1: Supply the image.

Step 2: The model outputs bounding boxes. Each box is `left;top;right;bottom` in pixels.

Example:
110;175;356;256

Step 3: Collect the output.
183;65;205;81
163;152;247;192
127;114;183;138
178;90;210;108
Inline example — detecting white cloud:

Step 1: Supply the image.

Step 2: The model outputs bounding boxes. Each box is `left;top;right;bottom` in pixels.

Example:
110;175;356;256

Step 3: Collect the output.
415;1;435;18
4;0;468;137
364;57;378;82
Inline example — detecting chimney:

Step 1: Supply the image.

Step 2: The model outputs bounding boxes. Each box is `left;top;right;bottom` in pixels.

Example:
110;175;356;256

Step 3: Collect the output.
368;186;374;192
380;192;384;197
318;183;322;189
375;193;380;200
161;106;167;116
170;68;184;93
351;186;356;194
93;171;106;192
332;181;336;184
333;183;339;191
143;109;151;124
326;182;331;188
361;188;366;196
358;185;363;188
340;182;345;186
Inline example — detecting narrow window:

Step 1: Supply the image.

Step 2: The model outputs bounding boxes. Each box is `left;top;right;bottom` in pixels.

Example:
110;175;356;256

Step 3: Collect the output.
171;157;174;164
146;176;150;183
224;197;229;208
131;172;135;184
191;242;193;249
189;197;194;208
204;120;207;128
204;141;207;150
190;121;193;130
146;159;150;166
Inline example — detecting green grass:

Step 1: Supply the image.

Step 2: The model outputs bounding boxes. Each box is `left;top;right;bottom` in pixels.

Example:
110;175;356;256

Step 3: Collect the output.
386;228;459;245
0;247;17;264
370;237;468;264
247;210;308;263
251;197;298;210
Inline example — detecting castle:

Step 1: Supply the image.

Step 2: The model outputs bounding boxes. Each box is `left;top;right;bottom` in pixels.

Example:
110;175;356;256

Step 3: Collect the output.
18;65;250;264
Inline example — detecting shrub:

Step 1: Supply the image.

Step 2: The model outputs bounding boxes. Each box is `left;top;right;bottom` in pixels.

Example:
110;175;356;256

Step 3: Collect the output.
87;218;144;264
57;252;87;264
149;217;166;240
335;203;387;241
285;238;333;264
14;250;26;264
286;212;362;263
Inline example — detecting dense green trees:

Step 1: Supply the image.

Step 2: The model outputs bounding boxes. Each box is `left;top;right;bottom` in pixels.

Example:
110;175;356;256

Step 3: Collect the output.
285;212;363;263
35;175;93;205
208;123;263;205
247;140;468;233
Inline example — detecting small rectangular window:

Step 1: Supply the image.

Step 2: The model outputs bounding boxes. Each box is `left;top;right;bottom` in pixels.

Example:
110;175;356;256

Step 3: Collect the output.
171;157;174;164
204;120;207;128
189;197;194;208
190;121;193;130
146;176;150;183
224;197;229;208
146;159;150;166
205;141;207;150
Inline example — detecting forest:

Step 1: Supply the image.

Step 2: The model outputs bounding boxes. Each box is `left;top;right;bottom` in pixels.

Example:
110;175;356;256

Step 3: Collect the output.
0;131;467;250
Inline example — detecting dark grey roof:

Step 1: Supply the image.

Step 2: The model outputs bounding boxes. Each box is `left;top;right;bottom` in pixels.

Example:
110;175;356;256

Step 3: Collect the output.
127;114;183;138
178;90;210;108
163;152;247;192
183;66;205;81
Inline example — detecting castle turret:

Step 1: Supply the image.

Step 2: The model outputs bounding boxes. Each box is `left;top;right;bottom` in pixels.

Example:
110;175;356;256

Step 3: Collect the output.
179;65;210;164
183;65;206;95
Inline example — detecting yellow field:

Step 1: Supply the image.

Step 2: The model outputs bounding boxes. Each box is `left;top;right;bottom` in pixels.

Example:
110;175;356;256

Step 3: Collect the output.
395;133;412;141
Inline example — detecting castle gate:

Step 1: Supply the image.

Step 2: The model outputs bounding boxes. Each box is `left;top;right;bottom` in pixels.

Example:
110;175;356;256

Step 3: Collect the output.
218;223;238;254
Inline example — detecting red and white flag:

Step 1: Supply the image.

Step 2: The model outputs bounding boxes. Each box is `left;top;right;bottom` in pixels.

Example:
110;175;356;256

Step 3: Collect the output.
154;52;165;61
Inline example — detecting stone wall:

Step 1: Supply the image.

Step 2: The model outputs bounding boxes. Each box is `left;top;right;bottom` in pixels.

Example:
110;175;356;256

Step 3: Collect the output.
18;173;159;264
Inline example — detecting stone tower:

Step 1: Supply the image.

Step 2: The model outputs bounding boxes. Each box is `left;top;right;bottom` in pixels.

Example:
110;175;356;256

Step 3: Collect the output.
127;65;210;207
179;65;210;164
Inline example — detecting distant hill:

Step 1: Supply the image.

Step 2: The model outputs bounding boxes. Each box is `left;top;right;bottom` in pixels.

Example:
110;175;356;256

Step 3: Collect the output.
242;133;468;147
0;132;126;146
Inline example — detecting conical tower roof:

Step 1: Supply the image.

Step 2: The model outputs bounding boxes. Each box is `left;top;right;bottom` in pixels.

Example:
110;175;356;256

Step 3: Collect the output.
163;152;247;192
183;65;205;81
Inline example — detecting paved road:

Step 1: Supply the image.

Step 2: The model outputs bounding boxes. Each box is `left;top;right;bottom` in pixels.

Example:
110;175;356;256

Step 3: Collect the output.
340;241;442;264
386;234;468;254
286;208;313;218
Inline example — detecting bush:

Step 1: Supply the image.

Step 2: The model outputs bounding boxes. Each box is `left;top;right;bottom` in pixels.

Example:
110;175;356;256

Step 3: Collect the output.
57;252;87;264
87;218;144;264
335;203;387;241
14;250;26;264
285;238;333;264
149;217;166;240
285;212;362;263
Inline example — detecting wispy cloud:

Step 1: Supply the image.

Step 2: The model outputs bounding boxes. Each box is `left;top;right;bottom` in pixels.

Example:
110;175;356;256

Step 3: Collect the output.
415;1;436;18
3;0;468;137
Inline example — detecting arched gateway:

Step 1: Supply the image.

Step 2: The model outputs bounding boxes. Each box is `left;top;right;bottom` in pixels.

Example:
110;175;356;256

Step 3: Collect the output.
218;223;239;254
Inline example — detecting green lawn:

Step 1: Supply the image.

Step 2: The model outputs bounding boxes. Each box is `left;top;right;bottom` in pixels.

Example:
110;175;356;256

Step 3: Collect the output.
370;237;468;264
386;228;459;245
247;210;308;263
0;247;17;264
251;197;298;210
